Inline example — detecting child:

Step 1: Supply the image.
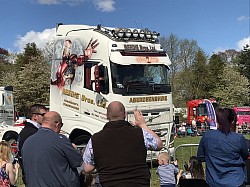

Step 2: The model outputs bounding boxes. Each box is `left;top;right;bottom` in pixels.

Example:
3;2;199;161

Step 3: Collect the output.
156;152;179;187
181;156;204;179
0;141;19;187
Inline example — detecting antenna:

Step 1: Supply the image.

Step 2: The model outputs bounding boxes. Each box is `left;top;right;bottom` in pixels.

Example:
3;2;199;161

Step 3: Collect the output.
135;21;139;28
140;22;143;29
99;18;104;26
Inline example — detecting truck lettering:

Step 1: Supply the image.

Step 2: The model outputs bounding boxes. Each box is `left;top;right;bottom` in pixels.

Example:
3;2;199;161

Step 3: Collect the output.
129;96;167;103
62;88;80;99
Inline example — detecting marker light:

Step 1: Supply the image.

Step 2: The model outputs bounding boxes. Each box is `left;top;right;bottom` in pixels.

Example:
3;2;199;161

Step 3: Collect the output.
125;29;132;38
117;29;124;38
132;29;139;38
145;31;152;39
139;30;145;38
152;31;159;39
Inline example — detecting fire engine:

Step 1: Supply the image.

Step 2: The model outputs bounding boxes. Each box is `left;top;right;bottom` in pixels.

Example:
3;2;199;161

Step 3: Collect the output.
50;23;175;158
187;99;218;126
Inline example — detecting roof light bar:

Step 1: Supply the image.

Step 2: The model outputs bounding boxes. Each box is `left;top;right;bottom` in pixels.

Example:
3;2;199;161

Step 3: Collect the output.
95;25;159;42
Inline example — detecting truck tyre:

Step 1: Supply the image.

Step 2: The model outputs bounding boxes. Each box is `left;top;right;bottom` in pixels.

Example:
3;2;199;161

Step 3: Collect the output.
3;132;18;156
72;135;91;151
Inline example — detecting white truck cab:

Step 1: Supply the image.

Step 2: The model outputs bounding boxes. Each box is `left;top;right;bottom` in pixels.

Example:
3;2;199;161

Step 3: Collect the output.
50;24;175;159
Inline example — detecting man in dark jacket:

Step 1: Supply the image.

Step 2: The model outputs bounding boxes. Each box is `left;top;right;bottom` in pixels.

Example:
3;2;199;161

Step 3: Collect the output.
83;101;163;187
17;104;47;184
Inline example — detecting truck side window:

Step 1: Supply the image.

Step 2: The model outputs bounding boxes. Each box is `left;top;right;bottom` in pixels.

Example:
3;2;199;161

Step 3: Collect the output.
99;65;109;94
84;63;92;90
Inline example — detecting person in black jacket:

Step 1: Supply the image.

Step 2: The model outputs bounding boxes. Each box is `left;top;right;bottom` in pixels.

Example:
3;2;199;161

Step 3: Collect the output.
17;104;47;185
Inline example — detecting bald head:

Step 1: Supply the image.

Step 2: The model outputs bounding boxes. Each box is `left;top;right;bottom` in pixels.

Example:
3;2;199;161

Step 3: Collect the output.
107;101;126;121
42;111;63;133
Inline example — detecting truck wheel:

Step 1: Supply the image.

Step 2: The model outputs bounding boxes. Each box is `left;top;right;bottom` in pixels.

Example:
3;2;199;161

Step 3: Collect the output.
72;135;91;151
4;132;18;156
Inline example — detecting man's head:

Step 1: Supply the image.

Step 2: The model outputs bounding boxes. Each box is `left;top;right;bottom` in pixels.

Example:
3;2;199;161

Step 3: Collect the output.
106;101;126;121
41;111;63;133
28;104;47;124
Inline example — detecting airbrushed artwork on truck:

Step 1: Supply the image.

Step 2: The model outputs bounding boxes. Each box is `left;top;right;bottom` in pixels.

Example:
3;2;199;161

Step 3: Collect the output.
51;38;99;89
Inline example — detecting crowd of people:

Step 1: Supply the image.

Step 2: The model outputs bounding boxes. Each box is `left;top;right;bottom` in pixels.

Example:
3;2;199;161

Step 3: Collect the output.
0;102;249;187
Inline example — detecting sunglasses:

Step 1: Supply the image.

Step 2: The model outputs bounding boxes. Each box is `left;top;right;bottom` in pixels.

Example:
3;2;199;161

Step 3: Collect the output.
32;113;46;117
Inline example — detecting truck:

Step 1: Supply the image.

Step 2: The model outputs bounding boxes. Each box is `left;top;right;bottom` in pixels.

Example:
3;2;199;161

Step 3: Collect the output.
187;99;218;128
50;23;175;159
0;86;14;126
0;86;23;153
233;106;250;133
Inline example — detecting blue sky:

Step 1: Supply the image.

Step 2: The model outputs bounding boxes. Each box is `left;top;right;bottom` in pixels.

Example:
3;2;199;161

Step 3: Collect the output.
0;0;249;55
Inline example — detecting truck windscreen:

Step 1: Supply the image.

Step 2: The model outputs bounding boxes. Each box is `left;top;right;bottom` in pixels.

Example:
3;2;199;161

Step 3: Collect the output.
110;62;171;95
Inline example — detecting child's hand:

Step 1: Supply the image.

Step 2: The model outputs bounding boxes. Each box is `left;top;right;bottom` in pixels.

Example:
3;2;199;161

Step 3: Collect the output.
174;160;178;165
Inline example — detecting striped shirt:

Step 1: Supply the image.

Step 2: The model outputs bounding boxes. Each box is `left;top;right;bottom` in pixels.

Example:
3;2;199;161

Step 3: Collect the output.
156;164;179;185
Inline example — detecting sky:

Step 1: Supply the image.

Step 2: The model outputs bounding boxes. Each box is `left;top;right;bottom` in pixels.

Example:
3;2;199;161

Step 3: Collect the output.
0;0;249;55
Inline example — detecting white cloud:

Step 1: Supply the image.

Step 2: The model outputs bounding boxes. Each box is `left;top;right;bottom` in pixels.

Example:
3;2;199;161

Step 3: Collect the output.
93;0;115;12
36;0;85;6
212;36;250;54
35;0;116;10
237;36;250;50
237;16;250;21
14;28;55;52
37;0;60;5
212;47;228;53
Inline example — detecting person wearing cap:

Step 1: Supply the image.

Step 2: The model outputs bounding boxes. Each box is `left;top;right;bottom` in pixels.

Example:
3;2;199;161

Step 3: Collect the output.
22;111;82;187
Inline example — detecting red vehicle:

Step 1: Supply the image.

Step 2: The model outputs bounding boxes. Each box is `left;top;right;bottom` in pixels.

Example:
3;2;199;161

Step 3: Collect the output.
233;106;250;133
187;99;218;126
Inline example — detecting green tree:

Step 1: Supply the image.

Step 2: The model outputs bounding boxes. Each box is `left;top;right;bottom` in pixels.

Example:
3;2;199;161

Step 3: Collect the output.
172;69;193;107
188;50;209;99
159;35;200;107
217;49;239;64
0;48;14;85
236;45;250;81
0;47;9;62
179;39;199;69
207;54;226;97
3;44;50;116
213;65;249;107
16;56;50;115
15;43;42;71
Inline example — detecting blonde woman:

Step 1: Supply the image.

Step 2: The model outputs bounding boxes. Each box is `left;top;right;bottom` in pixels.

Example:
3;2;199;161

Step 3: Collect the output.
0;141;19;186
